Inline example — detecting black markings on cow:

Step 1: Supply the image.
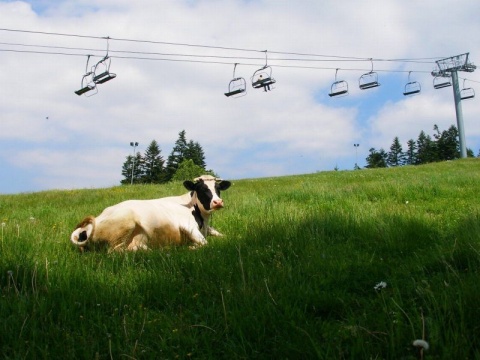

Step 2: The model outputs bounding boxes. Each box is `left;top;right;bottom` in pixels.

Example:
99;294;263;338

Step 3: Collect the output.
192;205;204;229
79;231;87;242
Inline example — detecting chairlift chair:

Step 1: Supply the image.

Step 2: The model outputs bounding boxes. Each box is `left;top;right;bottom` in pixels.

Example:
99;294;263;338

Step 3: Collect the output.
460;79;475;100
75;55;97;96
93;56;116;84
75;81;96;96
460;87;475;100
403;81;421;96
329;69;348;97
359;59;380;90
359;71;380;90
252;50;276;92
251;65;276;91
225;77;247;97
224;64;247;97
403;72;421;96
433;76;451;89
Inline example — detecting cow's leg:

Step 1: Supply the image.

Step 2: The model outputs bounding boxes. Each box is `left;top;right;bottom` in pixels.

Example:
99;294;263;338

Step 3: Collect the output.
95;210;138;251
207;226;223;237
127;233;149;251
181;226;208;248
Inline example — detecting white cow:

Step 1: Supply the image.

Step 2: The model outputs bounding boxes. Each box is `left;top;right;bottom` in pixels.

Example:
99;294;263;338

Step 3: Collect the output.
70;175;231;251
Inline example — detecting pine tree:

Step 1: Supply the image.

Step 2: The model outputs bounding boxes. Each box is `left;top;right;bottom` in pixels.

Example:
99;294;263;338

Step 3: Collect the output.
186;140;207;169
416;130;436;164
141;140;166;183
120;152;144;185
387;136;406;167
433;125;459;161
405;139;417;165
165;130;188;180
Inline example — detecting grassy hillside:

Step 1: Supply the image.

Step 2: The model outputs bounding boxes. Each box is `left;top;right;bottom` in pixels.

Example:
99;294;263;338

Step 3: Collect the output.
1;159;479;359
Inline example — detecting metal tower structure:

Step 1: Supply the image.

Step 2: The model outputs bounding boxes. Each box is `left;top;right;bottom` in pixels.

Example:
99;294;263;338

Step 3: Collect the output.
431;53;476;158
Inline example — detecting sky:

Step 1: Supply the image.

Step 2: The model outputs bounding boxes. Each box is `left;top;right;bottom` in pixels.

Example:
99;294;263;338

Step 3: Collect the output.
0;0;479;194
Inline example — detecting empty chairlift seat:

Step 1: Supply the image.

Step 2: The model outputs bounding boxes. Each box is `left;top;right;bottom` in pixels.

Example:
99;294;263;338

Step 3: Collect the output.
224;77;247;97
403;81;421;96
433;76;451;89
329;80;348;97
359;71;380;90
329;69;348;97
460;87;475;100
224;64;247;97
460;79;475;100
93;56;116;85
74;55;98;97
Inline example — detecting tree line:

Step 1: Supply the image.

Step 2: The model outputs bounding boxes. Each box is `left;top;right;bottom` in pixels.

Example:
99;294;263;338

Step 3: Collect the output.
121;130;215;184
365;124;478;168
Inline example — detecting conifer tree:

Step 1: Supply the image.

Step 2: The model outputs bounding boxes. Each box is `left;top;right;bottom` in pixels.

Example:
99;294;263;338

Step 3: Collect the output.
165;130;188;180
416;130;436;164
141;140;166;183
405;139;417;165
121;152;144;185
433;125;459;161
387;136;406;167
186;140;207;169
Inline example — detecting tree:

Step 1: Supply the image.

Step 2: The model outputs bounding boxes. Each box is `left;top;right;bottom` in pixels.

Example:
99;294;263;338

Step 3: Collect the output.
387;136;406;167
165;130;188;180
185;140;207;169
172;159;208;182
416;130;436;164
121;152;144;185
365;148;388;168
141;140;166;183
433;124;459;161
405;139;417;165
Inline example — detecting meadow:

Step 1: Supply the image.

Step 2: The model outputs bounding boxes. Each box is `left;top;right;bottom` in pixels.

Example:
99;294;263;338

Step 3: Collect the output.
1;159;479;359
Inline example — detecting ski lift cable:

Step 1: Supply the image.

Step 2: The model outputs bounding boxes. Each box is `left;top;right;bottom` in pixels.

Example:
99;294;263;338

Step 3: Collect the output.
0;41;438;65
0;27;447;64
0;46;444;76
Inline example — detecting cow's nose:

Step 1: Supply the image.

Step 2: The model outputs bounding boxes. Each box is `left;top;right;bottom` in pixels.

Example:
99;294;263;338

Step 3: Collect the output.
212;199;224;208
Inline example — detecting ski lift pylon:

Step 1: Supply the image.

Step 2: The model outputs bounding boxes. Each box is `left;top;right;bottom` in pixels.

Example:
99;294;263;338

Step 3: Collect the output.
251;50;276;91
74;55;97;96
329;69;348;97
359;59;380;90
403;71;421;96
460;79;475;100
433;75;451;89
224;63;247;98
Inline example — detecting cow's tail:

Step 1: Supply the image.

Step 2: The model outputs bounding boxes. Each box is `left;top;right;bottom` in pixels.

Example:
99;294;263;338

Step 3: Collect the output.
70;216;95;249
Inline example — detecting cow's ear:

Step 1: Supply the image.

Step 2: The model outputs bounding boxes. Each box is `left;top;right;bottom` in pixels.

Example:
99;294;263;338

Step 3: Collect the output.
183;180;195;191
218;181;231;191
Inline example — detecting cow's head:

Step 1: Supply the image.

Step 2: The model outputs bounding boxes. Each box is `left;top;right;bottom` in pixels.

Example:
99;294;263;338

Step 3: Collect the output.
184;175;231;213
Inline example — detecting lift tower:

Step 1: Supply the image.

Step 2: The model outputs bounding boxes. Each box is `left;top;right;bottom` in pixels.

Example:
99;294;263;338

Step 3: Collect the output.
431;53;476;158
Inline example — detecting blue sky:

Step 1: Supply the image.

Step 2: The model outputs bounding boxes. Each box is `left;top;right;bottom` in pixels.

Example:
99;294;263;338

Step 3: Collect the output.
0;0;479;194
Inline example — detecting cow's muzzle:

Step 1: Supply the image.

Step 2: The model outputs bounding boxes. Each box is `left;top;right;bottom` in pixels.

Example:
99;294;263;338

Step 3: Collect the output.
211;199;224;210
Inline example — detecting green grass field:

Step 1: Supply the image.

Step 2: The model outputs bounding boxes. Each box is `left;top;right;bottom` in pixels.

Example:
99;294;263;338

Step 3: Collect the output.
1;159;480;359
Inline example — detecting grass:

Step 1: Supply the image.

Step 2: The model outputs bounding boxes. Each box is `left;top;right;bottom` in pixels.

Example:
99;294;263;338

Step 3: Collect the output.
1;158;480;359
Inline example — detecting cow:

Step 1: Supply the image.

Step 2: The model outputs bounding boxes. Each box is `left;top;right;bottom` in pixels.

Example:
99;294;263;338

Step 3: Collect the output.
70;175;231;252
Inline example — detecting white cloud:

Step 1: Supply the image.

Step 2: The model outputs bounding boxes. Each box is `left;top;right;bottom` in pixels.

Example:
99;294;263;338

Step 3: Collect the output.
0;0;479;193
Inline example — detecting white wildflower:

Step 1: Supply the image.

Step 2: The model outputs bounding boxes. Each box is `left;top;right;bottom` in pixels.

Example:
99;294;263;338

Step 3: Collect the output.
413;339;429;351
374;281;387;291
